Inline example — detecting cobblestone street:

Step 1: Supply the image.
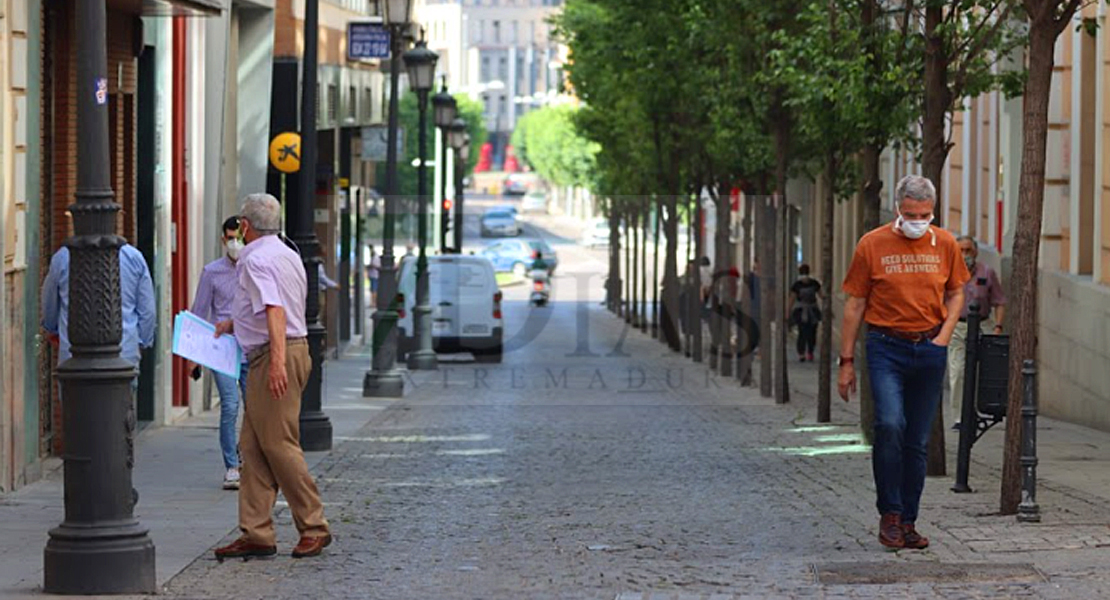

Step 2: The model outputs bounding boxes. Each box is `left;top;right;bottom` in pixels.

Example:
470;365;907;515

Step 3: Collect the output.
153;265;1110;600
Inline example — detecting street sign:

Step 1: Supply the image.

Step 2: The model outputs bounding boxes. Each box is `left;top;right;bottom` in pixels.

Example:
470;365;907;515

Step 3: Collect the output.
360;125;404;162
269;132;301;173
348;22;390;60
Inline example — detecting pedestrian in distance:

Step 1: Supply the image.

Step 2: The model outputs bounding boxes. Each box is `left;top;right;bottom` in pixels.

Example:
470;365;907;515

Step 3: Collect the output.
213;193;332;561
948;235;1006;430
42;239;155;393
838;174;970;550
188;216;250;490
789;263;822;362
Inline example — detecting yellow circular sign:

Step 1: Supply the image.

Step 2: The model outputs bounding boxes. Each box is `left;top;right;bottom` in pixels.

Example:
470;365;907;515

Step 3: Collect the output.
269;132;302;173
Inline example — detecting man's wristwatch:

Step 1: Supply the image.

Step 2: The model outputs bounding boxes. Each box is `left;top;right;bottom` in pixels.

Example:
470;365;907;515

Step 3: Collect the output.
838;356;854;366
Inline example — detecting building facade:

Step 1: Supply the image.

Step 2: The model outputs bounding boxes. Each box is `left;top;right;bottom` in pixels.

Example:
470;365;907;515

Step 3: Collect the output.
416;0;565;169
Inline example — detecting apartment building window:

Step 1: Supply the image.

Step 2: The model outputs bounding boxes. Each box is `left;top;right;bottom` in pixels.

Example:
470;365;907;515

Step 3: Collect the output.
499;56;507;81
481;56;491;82
364;87;373;121
493;20;501;43
511;21;518;43
328;84;339;123
348;85;357;121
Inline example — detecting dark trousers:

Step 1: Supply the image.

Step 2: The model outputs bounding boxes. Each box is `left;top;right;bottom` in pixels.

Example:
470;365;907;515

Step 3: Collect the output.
866;330;947;524
797;322;818;356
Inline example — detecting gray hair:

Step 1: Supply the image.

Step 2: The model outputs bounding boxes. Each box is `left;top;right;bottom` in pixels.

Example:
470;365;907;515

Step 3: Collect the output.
894;174;937;207
957;235;977;245
240;193;282;233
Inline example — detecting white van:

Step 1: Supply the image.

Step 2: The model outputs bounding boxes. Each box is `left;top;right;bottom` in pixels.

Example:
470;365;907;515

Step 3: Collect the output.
396;254;504;363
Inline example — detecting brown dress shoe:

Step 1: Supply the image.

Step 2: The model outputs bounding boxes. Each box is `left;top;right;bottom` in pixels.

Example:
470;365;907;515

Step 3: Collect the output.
901;523;929;549
878;513;905;549
291;534;332;558
214;538;277;562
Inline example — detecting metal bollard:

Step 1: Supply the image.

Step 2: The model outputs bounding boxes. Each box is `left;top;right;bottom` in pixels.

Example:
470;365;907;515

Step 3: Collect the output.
952;304;983;493
1018;359;1041;522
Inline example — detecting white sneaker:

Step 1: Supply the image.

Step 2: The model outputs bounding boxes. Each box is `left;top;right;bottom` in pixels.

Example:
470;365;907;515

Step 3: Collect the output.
223;467;241;490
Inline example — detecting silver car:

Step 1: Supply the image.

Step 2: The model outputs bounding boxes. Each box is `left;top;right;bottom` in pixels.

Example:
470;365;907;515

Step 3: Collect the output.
480;210;521;237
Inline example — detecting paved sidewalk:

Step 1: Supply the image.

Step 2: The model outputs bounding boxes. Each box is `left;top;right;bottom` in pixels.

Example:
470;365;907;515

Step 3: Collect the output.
146;297;1109;599
0;346;389;599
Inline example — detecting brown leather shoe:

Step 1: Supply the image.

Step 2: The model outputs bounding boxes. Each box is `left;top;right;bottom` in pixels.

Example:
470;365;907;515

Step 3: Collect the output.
878;513;904;549
291;534;332;558
901;523;929;549
214;538;277;562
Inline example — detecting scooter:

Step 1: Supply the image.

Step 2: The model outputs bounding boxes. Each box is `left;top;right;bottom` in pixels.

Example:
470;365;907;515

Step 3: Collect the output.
530;269;550;307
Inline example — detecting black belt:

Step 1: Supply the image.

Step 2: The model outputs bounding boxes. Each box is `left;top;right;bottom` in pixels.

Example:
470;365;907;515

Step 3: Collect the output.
869;324;942;343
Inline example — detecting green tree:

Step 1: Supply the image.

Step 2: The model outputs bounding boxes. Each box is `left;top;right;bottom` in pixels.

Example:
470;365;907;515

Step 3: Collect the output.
387;92;488;198
511;105;599;189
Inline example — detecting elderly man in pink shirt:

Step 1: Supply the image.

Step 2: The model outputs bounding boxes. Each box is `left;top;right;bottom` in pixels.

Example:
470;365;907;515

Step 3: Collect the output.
213;193;331;561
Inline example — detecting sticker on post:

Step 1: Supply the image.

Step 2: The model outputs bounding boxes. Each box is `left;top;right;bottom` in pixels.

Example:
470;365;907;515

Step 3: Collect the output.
95;78;108;105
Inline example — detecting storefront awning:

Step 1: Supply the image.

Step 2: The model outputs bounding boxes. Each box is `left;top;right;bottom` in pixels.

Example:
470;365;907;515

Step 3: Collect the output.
140;0;224;16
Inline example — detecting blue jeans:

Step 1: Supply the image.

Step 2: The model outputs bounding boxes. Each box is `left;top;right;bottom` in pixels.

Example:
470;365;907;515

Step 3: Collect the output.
213;364;249;469
866;330;947;524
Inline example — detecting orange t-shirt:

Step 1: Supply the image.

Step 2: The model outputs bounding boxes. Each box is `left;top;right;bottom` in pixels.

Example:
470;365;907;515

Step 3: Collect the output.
842;223;970;332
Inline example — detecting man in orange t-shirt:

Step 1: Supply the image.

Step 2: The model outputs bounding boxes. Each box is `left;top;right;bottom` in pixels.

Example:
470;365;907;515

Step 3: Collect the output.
838;174;970;551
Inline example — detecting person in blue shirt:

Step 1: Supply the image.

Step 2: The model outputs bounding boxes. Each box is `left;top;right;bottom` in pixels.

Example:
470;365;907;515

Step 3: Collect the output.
41;242;156;379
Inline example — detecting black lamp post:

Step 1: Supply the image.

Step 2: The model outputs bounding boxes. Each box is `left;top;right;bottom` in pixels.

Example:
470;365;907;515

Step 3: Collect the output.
432;80;457;254
448;118;469;251
364;0;413;397
294;0;333;451
44;0;156;593
403;40;439;371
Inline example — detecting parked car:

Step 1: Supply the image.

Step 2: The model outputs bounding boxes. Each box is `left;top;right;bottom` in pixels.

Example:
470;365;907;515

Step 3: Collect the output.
490;203;519;217
396;255;504;363
481;238;559;278
480;209;522;237
502;173;531;196
580;217;612;248
521;191;548;214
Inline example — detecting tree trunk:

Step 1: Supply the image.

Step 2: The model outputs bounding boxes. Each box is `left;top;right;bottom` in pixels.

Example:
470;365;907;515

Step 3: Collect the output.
631;209;640;327
921;4;952;476
653;202;661;339
661;194;682;351
922;3;951;227
625;209;633;323
774;106;791;405
1002;18;1060;515
718;184;734;377
819;158;837;422
640;199;649;334
609;206;622;314
758;198;775;398
693;190;705;363
856;143;884;442
738;187;755;386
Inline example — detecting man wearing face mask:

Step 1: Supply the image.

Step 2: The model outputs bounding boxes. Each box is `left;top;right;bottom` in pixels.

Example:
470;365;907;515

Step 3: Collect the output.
189;216;250;489
839;175;970;550
949;235;1006;429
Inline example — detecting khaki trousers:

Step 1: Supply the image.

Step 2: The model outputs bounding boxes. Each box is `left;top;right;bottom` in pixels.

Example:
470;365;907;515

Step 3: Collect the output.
947;321;969;418
239;338;329;545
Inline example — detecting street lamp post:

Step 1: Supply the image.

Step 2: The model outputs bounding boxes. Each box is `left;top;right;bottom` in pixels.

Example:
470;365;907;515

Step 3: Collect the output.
432;80;458;254
43;0;156;593
294;0;333;451
364;0;414;397
448;119;469;251
403;40;439;371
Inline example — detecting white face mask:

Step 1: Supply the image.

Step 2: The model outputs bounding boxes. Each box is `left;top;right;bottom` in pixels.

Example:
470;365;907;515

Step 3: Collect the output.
226;238;244;260
896;210;933;240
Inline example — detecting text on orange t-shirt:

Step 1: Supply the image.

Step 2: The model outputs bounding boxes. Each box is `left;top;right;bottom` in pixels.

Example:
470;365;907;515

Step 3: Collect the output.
841;223;970;332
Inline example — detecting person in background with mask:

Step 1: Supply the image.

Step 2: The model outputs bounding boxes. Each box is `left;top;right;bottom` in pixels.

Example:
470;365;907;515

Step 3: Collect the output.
838;174;969;550
789;263;822;362
189;216;249;490
948;235;1006;430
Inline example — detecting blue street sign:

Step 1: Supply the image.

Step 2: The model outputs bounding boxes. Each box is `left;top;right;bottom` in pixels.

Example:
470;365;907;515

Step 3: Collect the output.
348;22;390;60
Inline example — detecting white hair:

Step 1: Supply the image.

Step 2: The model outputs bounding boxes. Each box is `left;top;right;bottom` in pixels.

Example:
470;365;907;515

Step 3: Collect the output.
240;193;282;233
895;175;936;207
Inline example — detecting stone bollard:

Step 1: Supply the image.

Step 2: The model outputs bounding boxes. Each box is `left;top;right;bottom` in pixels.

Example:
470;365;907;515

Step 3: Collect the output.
1017;359;1041;523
